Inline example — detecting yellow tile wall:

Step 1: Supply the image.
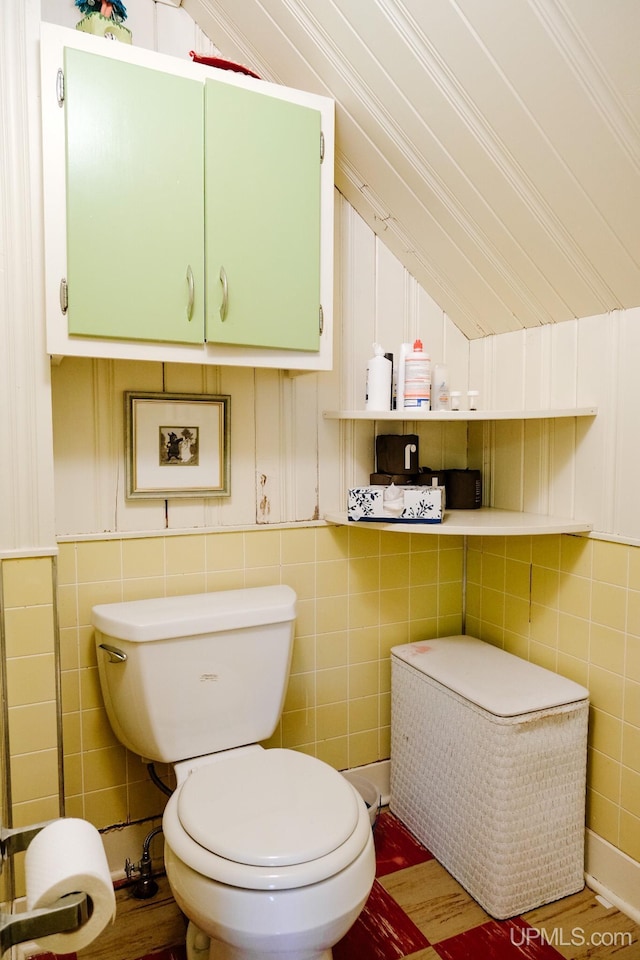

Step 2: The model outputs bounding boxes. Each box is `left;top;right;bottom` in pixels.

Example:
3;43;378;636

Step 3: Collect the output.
1;557;61;822
1;555;61;896
465;534;640;865
5;528;639;881
53;526;463;829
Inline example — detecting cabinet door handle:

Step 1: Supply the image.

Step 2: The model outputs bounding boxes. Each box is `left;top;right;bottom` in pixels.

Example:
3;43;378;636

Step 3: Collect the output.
186;265;194;321
219;266;228;322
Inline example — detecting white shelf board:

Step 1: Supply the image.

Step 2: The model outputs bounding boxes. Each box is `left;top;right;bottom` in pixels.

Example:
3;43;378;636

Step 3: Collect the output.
323;407;597;422
324;509;593;536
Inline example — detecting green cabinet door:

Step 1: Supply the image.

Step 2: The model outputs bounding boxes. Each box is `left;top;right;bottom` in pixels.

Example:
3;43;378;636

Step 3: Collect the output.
64;48;205;343
204;81;322;351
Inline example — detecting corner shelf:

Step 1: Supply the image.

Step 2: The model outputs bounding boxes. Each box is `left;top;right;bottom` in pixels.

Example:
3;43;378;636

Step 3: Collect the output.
324;405;597;536
324;509;593;537
323;407;597;421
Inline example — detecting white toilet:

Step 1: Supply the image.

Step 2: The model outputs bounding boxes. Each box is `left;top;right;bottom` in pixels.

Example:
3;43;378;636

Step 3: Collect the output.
92;585;376;960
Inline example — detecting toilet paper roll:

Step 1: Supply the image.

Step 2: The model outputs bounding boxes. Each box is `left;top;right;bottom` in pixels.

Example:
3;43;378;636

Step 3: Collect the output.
25;817;116;953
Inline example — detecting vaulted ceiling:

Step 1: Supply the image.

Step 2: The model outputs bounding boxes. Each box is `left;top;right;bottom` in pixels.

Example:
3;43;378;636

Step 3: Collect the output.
182;0;640;339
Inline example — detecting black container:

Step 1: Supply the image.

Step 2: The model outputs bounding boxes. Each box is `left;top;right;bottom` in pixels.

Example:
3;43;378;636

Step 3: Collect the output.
445;469;482;509
375;434;419;475
416;468;447;487
370;473;418;486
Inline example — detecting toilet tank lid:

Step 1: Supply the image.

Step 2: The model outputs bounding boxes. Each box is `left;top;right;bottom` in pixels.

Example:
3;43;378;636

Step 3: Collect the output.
92;585;296;642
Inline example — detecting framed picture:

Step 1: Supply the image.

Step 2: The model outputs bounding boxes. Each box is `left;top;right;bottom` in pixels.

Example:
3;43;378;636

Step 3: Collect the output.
125;391;230;499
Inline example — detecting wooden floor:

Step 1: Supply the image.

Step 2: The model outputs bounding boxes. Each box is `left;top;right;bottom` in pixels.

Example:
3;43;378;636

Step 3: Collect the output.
28;811;639;960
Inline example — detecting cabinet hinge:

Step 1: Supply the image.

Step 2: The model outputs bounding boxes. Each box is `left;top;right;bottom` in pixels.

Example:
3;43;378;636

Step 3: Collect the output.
59;278;68;315
56;68;65;107
319;304;324;335
320;131;325;164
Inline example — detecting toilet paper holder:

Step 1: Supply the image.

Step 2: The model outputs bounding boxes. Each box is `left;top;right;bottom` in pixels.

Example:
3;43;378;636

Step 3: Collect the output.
0;819;89;956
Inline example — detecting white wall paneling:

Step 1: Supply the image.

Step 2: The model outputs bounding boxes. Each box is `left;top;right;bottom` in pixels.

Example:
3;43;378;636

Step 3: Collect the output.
287;373;321;521
184;0;640;340
442;319;469;404
574;313;616;535
522;327;547;411
253;370;321;526
374;240;409;359
316;193;346;515
468;336;489;410
155;2;219;60
491;330;527;410
0;0;56;553
614;308;640;541
548;417;578;521
549;320;579;408
522;420;546;517
476;310;627;536
342;203;378;413
38;1;639;544
254;371;284;525
491;421;525;513
50;219;627;537
213;366;259;529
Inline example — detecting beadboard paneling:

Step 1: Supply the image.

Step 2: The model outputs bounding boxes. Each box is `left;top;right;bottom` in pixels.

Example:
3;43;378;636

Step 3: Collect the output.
40;0;640;545
615;309;640;541
0;0;56;554
184;0;640;339
471;309;640;540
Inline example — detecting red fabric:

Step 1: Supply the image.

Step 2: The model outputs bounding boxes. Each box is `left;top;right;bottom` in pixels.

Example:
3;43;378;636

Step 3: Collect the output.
189;51;260;80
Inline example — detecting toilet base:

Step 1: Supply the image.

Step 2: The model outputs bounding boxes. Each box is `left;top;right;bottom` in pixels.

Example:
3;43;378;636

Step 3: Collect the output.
187;921;333;960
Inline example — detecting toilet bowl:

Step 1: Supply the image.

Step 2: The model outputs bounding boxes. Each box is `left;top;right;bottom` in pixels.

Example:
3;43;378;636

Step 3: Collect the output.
163;747;375;960
92;587;376;960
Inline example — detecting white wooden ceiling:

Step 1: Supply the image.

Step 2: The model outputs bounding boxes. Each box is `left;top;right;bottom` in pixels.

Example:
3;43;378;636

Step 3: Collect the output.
182;0;640;340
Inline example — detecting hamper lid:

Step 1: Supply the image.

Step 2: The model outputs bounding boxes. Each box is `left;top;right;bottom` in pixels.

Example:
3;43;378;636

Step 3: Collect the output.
391;636;588;717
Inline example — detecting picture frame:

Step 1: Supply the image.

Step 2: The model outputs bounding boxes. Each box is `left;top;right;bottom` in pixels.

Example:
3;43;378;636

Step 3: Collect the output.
125;391;230;499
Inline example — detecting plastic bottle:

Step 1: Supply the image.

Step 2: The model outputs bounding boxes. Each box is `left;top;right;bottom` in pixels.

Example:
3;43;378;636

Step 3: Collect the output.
403;339;431;409
365;343;392;411
394;342;412;409
431;363;450;411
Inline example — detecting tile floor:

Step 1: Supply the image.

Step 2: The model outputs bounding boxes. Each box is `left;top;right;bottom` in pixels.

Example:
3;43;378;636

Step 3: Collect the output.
30;810;640;960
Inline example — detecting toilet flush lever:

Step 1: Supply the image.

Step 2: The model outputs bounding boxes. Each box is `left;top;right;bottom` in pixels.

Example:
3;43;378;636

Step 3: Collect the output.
99;643;127;663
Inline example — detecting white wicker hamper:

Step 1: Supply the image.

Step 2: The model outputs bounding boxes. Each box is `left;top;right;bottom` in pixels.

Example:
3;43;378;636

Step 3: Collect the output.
390;636;589;919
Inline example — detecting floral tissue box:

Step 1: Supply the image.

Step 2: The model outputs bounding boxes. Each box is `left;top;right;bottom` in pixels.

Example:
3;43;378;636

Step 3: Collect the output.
348;484;444;523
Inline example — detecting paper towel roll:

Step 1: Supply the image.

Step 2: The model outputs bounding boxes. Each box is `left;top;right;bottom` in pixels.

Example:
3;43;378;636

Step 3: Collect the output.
25;817;116;952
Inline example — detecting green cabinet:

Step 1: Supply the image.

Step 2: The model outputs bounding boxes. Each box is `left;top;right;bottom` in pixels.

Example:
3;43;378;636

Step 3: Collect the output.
60;43;323;354
65;48;205;344
205;81;321;351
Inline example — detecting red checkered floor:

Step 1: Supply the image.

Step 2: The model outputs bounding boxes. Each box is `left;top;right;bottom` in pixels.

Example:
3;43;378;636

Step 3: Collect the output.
30;810;639;960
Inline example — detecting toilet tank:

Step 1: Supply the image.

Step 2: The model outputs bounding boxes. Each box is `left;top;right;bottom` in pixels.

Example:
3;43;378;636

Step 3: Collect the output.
92;585;297;763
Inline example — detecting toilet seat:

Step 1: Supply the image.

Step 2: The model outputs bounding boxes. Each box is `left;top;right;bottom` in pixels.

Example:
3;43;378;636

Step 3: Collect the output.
163;748;372;890
179;748;359;866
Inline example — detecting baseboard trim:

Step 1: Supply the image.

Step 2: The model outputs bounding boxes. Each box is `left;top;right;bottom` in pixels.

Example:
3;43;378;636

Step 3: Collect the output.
345;758;391;806
585;829;640;924
100;818;164;881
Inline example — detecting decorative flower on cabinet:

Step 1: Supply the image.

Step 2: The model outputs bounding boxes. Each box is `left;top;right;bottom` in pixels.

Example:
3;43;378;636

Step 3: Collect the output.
74;0;127;23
